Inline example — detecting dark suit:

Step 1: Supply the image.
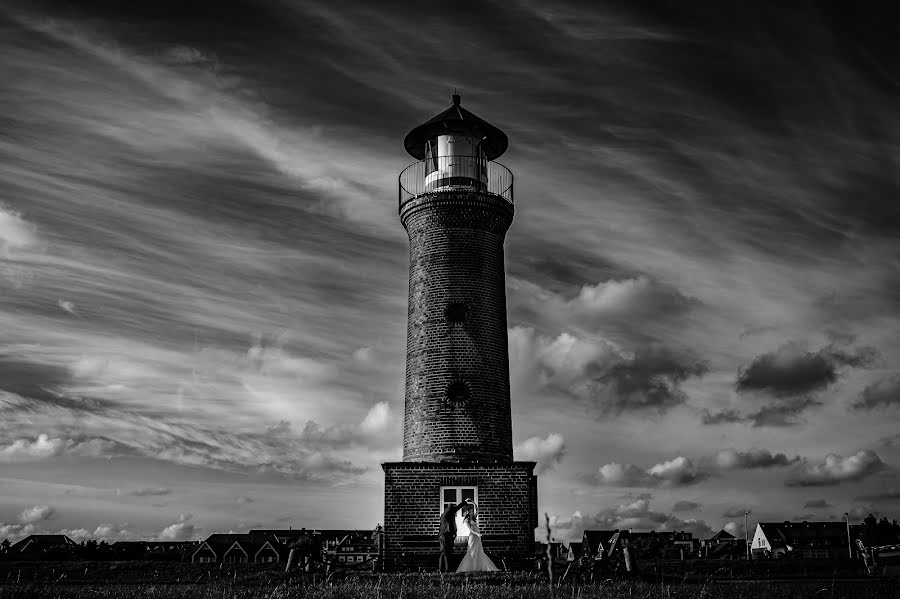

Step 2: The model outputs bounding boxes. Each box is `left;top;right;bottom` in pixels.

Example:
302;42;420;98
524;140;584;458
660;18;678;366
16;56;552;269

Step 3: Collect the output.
438;499;469;572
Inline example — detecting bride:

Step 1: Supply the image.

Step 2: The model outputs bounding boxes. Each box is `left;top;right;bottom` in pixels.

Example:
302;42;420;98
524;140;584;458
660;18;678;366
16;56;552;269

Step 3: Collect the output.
456;503;499;572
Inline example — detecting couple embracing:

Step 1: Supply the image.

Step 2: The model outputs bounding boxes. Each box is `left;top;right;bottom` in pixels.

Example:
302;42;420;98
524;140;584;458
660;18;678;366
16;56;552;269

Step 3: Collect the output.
439;498;499;573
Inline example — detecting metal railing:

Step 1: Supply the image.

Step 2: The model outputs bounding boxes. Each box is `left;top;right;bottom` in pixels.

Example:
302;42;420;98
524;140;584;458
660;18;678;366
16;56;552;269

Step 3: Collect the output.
399;156;513;209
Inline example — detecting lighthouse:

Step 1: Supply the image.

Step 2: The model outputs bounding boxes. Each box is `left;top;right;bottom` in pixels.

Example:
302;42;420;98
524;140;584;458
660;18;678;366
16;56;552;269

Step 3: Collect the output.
382;95;537;570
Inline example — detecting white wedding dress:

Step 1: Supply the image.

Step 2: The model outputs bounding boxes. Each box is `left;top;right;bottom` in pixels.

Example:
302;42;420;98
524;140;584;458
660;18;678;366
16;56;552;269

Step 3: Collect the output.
456;518;499;572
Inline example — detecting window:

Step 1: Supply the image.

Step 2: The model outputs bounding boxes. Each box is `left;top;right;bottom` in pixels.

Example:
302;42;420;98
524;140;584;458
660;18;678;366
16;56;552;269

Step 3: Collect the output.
445;380;471;406
445;302;469;325
440;486;478;538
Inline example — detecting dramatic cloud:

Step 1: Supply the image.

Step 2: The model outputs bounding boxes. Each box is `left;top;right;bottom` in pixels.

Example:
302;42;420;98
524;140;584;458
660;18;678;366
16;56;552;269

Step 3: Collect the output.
0;434;70;461
596;346;709;413
592;499;714;540
724;522;746;538
567;276;698;319
359;401;392;434
0;523;35;543
787;450;886;487
0;433;128;462
2;1;900;535
588;456;707;488
60;524;133;542
0;204;36;253
509;327;707;414
18;505;56;524
158;513;196;541
547;511;587;541
514;433;566;474
672;500;700;512
722;507;750;518
589;447;802;489
736;342;876;397
852;376;900;411
803;499;832;509
713;449;799;469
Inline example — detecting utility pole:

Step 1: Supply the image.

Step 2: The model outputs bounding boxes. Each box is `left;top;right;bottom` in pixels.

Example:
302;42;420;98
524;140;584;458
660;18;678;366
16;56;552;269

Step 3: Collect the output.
744;511;750;561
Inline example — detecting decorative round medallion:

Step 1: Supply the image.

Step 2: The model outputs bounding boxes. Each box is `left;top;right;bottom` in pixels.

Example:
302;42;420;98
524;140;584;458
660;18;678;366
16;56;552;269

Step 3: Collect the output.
444;301;469;326
445;379;471;406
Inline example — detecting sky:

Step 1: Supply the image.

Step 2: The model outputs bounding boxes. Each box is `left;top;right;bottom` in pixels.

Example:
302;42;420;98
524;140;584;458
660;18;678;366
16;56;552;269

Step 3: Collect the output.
1;0;899;545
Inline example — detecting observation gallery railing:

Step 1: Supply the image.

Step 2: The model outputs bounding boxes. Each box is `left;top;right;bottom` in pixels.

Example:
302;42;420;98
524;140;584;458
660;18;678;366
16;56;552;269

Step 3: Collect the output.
399;156;513;210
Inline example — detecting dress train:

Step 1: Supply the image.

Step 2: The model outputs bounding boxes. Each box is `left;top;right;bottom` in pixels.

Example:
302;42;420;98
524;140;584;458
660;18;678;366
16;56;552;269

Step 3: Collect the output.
456;520;499;572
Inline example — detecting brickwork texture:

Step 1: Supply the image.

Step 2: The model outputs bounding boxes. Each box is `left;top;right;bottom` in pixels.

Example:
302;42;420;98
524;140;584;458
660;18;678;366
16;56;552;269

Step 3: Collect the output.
399;191;515;463
382;461;537;571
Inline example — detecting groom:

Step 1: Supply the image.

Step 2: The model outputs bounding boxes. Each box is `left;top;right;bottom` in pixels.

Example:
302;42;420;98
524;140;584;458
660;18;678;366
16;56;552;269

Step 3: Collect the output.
438;497;473;572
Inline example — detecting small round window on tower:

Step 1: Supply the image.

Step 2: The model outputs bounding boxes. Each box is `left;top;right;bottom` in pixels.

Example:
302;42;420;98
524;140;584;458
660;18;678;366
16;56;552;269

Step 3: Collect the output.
445;380;471;406
445;302;469;326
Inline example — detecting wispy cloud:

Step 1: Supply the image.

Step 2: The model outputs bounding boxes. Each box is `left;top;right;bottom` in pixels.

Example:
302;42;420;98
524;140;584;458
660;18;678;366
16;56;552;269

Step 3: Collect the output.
2;2;900;533
117;487;172;497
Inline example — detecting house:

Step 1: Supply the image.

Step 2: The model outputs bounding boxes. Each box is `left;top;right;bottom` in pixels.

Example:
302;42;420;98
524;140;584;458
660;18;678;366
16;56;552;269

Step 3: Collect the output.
9;535;78;559
247;529;314;546
581;530;619;559
581;530;697;560
566;542;583;562
191;533;287;564
111;540;198;561
751;521;861;559
246;528;378;566
701;530;746;559
534;540;566;562
318;530;377;565
622;531;696;559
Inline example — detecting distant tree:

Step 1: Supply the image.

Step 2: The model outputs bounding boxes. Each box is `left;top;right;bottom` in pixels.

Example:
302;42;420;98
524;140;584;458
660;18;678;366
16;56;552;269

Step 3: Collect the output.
1;538;10;556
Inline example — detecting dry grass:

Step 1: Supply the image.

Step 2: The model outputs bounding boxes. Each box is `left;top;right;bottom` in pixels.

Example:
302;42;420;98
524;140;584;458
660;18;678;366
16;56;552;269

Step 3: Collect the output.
0;571;897;599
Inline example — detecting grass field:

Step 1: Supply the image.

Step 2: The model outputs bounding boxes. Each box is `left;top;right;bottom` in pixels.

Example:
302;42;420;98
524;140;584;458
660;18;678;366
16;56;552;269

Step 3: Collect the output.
0;566;897;599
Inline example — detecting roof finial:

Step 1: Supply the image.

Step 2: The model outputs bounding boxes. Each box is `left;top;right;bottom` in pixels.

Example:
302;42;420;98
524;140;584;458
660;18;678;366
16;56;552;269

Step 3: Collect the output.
452;89;460;106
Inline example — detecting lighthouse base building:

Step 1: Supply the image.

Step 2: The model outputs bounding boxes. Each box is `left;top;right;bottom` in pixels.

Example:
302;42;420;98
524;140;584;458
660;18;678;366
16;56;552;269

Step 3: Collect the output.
382;462;537;570
383;96;537;570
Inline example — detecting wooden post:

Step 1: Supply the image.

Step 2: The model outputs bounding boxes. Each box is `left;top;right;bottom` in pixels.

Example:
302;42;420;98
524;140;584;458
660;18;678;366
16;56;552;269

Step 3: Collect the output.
285;548;296;573
545;513;554;591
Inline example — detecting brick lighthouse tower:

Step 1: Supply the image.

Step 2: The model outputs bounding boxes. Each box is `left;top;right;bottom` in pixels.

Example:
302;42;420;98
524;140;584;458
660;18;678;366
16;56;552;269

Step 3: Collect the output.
382;95;537;570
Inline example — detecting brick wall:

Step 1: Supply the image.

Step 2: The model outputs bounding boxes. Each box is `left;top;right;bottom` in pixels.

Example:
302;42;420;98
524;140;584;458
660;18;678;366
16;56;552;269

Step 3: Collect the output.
382;461;537;571
399;191;515;462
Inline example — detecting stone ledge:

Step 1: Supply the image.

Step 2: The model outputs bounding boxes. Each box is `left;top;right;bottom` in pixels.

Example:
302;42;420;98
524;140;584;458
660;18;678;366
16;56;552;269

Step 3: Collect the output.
383;461;536;470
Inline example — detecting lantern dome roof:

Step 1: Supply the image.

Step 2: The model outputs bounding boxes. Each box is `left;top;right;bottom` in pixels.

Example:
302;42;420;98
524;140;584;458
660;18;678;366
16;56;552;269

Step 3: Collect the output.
403;94;509;160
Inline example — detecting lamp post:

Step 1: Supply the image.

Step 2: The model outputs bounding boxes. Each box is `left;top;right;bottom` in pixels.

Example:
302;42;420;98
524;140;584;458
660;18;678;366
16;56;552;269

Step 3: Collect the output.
844;512;853;559
744;511;750;561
